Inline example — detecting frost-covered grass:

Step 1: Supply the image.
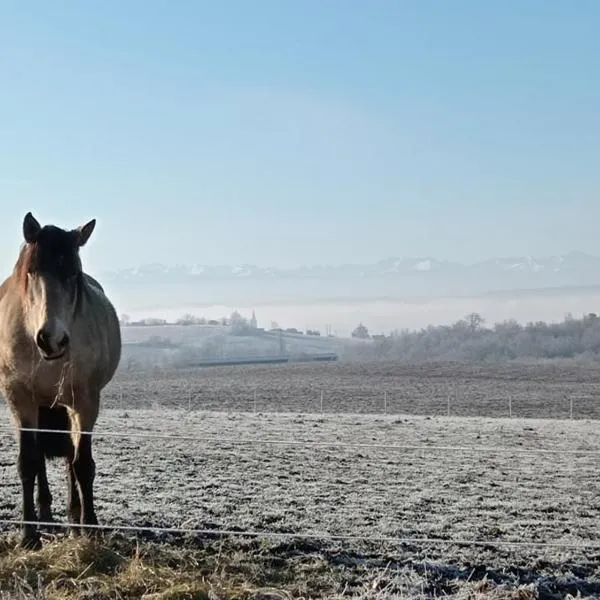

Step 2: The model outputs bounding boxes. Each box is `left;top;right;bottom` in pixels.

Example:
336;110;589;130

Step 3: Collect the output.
1;360;600;597
105;360;600;419
1;410;600;597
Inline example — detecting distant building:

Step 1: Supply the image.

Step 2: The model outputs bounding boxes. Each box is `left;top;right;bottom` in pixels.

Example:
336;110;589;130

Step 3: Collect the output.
250;310;258;329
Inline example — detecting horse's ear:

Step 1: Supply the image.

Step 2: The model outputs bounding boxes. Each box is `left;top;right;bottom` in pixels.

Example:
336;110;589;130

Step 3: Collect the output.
76;219;96;247
23;212;41;244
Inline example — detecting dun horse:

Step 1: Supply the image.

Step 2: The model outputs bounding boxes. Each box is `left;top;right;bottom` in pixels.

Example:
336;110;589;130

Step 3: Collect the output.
0;212;121;549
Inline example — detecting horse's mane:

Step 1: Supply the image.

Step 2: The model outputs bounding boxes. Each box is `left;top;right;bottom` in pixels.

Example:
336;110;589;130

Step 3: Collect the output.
13;243;35;298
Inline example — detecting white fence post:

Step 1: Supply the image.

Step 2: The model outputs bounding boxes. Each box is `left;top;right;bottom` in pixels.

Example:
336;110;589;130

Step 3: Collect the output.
320;390;324;414
384;391;387;415
570;395;573;420
447;393;450;417
509;395;512;418
254;389;257;414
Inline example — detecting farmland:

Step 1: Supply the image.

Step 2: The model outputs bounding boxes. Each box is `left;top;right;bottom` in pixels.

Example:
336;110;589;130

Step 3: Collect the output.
105;359;600;419
1;360;600;598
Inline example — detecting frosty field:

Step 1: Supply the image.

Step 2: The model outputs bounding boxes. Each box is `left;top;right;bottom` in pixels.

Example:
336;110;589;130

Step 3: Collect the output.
0;360;599;598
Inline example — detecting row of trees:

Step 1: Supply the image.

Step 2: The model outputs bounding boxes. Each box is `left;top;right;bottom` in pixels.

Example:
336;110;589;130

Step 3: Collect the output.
120;312;325;337
120;309;600;362
349;313;600;362
120;313;226;327
120;311;254;329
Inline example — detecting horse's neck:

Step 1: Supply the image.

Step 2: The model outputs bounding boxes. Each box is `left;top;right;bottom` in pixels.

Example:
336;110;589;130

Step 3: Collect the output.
0;278;11;304
0;275;18;306
82;273;105;295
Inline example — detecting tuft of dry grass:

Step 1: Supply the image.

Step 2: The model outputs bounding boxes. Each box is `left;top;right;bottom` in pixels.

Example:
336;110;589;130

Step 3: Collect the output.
0;532;337;600
0;533;212;599
0;532;597;599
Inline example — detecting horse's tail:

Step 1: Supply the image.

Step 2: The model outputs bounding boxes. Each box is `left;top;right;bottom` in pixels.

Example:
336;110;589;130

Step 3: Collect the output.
37;406;72;458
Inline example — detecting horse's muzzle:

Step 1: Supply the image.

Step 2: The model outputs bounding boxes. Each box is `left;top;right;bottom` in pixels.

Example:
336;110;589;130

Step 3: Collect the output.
36;330;70;361
41;349;67;362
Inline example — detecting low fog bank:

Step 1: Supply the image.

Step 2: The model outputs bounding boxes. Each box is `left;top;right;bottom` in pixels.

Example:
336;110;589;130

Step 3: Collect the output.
118;311;600;373
121;291;600;337
114;289;600;371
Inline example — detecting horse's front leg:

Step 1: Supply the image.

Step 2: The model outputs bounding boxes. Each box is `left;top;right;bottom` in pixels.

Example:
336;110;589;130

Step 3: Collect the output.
36;452;53;524
65;447;82;537
68;398;100;538
17;422;42;549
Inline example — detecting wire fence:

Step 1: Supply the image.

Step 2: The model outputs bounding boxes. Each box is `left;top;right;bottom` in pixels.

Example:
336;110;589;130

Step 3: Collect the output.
98;386;600;420
1;394;599;552
5;423;599;492
0;425;597;457
0;518;599;551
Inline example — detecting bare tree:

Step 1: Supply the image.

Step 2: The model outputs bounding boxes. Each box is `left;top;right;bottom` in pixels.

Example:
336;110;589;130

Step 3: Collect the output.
466;313;485;332
352;323;370;339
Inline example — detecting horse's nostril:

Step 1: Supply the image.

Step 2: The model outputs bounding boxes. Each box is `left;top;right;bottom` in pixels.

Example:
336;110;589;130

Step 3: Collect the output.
35;329;69;355
36;330;50;352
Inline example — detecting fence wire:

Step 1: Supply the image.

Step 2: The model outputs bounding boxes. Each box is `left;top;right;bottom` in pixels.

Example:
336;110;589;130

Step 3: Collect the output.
0;426;598;457
0;518;599;551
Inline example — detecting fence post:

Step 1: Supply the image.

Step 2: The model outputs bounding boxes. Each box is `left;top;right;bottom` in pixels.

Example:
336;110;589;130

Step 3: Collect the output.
120;387;123;411
188;387;192;412
320;390;324;414
509;395;512;418
447;393;450;417
384;391;387;415
569;395;573;420
254;389;257;414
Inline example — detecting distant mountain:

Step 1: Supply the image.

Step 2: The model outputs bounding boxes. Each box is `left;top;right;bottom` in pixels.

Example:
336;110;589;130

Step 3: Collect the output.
99;252;600;310
101;251;600;283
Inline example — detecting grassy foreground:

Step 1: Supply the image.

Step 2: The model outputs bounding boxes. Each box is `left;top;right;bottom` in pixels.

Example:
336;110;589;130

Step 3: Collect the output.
0;532;592;599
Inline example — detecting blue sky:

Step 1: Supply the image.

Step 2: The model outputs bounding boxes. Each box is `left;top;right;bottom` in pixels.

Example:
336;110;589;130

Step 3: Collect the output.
1;1;599;274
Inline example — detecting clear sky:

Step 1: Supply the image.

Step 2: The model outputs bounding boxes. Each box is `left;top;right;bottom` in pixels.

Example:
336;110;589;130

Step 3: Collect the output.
1;1;599;274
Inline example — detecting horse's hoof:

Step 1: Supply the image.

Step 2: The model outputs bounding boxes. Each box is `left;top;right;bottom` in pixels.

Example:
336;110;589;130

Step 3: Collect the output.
68;526;82;538
82;527;101;541
20;534;42;551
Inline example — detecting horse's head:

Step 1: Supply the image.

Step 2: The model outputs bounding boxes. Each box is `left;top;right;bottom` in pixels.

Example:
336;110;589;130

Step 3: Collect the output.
16;212;96;361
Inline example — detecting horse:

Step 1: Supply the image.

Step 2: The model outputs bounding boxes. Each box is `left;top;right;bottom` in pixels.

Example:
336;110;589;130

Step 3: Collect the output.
0;212;121;549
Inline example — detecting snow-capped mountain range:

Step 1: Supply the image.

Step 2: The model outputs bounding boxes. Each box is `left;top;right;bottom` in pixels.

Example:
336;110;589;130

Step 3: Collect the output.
101;252;600;284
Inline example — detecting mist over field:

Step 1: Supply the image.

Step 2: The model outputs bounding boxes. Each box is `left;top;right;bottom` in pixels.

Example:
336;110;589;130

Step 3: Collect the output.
101;253;600;335
120;290;600;336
